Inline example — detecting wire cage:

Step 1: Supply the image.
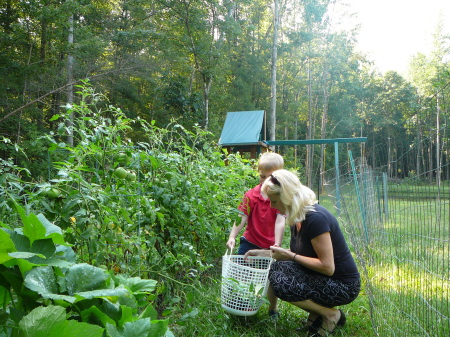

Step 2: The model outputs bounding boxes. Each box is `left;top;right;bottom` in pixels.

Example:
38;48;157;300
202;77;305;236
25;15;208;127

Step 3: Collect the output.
221;252;273;316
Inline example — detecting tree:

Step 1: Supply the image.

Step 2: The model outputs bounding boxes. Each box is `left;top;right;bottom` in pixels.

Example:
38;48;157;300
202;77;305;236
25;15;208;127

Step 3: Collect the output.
269;0;279;141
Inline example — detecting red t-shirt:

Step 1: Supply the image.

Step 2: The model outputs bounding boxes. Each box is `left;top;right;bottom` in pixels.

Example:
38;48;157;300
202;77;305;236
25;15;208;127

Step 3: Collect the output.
238;184;280;248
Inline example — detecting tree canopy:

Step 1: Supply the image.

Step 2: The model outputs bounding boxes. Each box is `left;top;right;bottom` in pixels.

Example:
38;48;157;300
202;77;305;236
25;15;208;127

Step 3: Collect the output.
1;0;449;181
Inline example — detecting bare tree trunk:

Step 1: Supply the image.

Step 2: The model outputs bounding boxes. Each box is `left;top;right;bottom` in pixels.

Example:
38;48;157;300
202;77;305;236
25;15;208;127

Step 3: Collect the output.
436;95;441;187
66;15;74;147
428;123;433;183
203;75;212;130
319;71;329;195
269;0;279;141
306;58;313;186
387;136;391;178
416;122;421;177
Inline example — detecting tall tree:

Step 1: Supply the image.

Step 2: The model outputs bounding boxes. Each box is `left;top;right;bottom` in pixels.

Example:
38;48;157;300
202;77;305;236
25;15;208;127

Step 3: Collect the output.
269;0;279;141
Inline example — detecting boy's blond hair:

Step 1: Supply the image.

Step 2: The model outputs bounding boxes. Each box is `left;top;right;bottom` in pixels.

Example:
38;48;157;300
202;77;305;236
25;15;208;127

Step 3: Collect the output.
257;152;284;172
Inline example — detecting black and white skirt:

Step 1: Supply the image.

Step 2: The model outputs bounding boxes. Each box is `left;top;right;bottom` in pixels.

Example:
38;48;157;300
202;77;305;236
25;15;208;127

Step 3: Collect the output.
269;261;361;308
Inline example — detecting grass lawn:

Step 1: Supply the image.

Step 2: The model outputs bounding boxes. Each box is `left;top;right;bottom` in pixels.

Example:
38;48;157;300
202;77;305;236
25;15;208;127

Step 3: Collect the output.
172;268;374;336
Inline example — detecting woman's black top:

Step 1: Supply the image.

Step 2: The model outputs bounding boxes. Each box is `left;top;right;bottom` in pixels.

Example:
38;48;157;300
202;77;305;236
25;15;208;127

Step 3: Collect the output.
290;204;360;282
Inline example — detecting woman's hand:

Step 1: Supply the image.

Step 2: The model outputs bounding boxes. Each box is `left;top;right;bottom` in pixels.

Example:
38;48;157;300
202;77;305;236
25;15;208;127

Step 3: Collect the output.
269;246;292;261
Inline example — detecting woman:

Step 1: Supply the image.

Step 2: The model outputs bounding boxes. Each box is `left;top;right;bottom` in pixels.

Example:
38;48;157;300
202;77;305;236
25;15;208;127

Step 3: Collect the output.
244;169;360;336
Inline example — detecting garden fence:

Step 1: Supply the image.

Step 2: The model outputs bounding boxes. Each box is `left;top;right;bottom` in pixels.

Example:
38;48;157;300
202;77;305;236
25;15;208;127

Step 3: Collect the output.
322;145;449;336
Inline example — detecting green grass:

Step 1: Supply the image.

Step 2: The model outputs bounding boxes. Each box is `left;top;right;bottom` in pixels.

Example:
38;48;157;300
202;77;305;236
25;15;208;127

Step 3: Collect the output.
338;181;450;337
171;269;374;337
169;185;449;336
170;196;375;336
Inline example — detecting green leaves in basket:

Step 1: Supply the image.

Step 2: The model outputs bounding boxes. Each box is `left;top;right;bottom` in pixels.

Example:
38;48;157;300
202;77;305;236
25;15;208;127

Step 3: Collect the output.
224;277;265;297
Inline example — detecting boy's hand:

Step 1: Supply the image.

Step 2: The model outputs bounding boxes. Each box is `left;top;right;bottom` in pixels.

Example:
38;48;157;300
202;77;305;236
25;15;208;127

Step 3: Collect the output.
244;249;271;260
226;238;235;250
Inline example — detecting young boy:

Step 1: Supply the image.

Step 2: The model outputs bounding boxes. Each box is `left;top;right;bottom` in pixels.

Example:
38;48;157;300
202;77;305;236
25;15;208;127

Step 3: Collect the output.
226;152;286;255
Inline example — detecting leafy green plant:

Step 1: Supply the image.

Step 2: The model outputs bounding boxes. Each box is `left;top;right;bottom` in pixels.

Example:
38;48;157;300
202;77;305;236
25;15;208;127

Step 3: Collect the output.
1;82;258;325
0;201;171;337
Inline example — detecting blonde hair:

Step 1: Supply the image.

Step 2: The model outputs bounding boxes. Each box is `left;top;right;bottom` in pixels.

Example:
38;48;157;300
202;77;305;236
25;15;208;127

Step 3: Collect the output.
261;169;317;226
257;152;284;172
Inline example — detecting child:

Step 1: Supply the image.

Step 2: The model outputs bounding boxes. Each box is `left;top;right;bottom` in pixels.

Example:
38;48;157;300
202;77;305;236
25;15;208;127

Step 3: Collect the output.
226;152;286;255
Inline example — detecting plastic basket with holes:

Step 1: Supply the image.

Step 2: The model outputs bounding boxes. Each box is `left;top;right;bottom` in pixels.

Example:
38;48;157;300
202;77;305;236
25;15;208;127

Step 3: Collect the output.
221;250;273;316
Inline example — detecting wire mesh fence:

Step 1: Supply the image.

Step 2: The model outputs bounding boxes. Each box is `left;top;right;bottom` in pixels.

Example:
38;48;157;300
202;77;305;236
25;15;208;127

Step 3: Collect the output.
323;150;449;337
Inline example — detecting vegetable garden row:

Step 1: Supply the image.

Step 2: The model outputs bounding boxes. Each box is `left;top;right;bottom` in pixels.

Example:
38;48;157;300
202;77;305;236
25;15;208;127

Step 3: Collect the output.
0;85;257;336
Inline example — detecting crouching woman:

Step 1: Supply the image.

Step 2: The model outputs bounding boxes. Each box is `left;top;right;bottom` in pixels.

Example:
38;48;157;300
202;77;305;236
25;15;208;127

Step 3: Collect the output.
245;169;360;336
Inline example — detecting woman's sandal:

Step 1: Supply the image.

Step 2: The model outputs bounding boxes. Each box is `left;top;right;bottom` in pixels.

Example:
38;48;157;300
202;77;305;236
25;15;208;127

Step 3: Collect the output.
308;316;323;333
336;309;346;327
296;315;322;333
309;309;346;336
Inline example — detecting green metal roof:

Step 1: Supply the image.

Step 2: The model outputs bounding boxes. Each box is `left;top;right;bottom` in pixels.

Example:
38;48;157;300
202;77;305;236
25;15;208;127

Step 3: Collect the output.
218;110;265;146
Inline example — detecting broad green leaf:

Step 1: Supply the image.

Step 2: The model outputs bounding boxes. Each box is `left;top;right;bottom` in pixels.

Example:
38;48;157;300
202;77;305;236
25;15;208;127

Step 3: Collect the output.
43;293;77;304
123;318;152;337
115;275;157;293
14;201;66;246
29;238;57;261
164;328;175;337
74;287;129;301
15;203;45;245
55;245;76;262
106;323;121;337
0;285;12;307
18;305;66;336
19;305;104;337
148;320;170;337
16;258;36;275
24;266;58;295
139;304;158;321
36;214;66;246
43;258;74;268
106;319;169;337
65;263;110;294
0;229;16;264
59;320;104;337
117;305;134;328
81;305;116;327
9;252;45;259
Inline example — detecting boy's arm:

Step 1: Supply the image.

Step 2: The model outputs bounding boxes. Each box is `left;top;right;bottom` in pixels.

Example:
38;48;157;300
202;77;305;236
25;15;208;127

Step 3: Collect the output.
274;214;286;247
226;215;248;250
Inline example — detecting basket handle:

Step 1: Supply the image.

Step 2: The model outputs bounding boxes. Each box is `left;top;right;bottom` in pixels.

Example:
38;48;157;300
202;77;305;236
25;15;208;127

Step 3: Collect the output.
225;246;234;258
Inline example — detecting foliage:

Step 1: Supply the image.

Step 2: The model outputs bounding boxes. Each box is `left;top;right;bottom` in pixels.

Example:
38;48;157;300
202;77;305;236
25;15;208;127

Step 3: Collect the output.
1;0;448;184
0;83;257;328
0;201;171;337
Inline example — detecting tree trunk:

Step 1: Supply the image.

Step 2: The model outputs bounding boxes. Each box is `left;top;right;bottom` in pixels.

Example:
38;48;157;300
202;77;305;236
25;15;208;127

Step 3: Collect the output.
66;15;74;147
306;57;313;186
269;0;279;141
202;74;212;130
416;122;421;177
436;94;441;187
319;72;329;195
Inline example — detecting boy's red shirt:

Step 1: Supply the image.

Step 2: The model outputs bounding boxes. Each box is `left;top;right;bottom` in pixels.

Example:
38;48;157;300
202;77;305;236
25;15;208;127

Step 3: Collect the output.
238;184;280;248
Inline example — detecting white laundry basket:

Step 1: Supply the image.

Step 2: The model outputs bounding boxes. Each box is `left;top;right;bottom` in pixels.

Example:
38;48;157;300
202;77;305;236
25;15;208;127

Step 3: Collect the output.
221;250;273;316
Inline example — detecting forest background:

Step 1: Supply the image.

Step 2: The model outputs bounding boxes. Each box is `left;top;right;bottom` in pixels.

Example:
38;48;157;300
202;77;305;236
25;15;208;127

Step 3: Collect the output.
0;1;449;336
1;0;449;182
